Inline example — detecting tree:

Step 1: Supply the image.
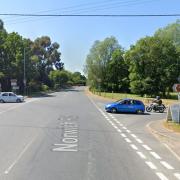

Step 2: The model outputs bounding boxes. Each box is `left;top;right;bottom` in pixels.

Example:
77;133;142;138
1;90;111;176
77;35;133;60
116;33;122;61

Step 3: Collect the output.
72;72;86;85
126;36;180;96
49;70;71;88
155;20;180;52
106;49;129;92
31;36;63;86
84;36;120;90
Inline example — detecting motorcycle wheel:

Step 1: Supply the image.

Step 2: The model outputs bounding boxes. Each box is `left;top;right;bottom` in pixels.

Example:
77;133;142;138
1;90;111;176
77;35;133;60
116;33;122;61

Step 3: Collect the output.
146;106;152;112
159;107;164;113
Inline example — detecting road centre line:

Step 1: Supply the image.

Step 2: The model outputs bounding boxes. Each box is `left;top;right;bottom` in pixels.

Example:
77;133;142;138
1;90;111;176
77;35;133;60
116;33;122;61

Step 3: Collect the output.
174;173;180;180
145;161;157;170
160;161;174;170
156;172;169;180
137;151;146;159
150;152;161;160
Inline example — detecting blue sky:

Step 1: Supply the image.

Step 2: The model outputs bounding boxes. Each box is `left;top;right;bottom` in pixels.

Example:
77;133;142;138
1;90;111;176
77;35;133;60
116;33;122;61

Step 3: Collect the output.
0;0;180;73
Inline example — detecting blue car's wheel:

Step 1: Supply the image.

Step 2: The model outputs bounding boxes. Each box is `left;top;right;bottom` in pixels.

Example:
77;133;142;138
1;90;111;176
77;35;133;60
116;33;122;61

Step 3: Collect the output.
111;108;117;113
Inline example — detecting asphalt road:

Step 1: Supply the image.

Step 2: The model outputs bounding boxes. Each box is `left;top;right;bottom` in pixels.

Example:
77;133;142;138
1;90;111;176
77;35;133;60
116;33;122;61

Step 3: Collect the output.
0;87;179;180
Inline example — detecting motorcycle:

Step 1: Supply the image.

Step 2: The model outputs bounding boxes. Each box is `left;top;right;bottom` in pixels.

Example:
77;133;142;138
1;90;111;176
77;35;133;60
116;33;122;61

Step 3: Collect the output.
146;103;166;113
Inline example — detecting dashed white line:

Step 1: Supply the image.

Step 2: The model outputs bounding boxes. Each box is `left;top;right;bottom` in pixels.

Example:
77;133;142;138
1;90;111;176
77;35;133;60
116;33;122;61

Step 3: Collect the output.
135;138;143;144
121;133;127;138
137;151;146;159
131;134;137;138
130;144;138;150
150;152;161;160
160;161;174;170
174;173;180;180
126;129;131;133
125;138;131;143
122;127;127;130
142;144;152;151
156;172;169;180
145;161;157;170
117;129;122;133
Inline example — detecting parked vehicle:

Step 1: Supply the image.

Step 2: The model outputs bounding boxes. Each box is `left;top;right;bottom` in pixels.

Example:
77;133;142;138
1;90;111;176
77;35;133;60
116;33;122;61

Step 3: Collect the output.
105;98;145;114
146;103;166;113
0;92;24;103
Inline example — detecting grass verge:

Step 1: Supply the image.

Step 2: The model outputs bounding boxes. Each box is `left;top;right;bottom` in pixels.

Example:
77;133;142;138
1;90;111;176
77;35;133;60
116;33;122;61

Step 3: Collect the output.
92;91;178;105
163;121;180;133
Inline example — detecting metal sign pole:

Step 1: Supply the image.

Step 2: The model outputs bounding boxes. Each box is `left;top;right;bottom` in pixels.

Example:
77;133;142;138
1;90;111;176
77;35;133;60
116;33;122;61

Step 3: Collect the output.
178;92;180;124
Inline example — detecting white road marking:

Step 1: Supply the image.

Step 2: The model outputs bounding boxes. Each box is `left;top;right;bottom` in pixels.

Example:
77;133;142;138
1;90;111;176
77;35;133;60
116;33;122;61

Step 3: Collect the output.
122;127;127;130
174;173;180;180
142;144;152;151
4;136;36;174
117;129;122;133
121;133;127;138
137;151;146;159
125;138;131;143
150;152;161;159
126;129;131;133
125;138;132;143
145;161;157;169
135;138;143;144
160;161;174;170
130;144;138;150
156;172;169;180
131;134;137;138
163;143;180;162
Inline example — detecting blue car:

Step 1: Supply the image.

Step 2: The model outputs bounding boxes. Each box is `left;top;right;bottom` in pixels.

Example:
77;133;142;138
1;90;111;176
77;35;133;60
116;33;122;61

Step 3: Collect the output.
105;98;145;114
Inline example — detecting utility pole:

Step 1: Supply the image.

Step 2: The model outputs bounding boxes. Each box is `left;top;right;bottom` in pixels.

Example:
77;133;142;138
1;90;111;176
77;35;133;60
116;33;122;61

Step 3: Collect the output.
23;48;26;95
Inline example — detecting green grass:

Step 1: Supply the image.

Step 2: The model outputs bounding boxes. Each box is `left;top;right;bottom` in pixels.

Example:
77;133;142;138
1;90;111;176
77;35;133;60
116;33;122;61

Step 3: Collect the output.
92;91;179;105
164;121;180;133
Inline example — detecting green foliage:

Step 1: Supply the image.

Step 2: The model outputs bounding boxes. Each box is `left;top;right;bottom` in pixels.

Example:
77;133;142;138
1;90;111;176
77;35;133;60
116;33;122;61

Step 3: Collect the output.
41;84;49;92
0;19;64;93
126;36;180;96
49;70;70;87
84;36;128;91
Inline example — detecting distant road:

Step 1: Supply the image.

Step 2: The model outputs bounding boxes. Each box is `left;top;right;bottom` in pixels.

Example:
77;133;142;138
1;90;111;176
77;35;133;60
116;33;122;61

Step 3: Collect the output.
0;87;179;180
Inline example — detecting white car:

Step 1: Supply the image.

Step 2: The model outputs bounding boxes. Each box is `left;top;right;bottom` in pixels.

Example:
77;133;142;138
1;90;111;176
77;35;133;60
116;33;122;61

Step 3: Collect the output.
0;92;24;103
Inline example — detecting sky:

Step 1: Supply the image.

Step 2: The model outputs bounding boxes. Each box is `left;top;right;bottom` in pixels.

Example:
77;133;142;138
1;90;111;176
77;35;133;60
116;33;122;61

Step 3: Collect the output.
0;0;180;73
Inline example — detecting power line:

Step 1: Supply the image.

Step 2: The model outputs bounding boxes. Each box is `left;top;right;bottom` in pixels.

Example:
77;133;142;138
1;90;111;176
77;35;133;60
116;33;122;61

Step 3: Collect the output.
0;13;180;17
1;0;160;24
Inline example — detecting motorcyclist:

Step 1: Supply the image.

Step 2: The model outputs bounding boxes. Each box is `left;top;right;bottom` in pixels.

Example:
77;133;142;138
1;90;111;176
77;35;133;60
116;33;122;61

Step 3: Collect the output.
152;96;162;109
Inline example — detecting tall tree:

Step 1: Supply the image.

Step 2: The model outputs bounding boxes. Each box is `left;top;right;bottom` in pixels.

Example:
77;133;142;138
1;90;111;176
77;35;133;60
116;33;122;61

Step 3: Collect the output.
84;36;120;90
31;36;63;86
126;36;180;96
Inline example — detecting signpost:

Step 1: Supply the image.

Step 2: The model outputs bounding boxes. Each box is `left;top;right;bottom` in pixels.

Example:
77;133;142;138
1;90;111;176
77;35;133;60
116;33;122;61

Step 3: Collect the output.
11;79;19;92
11;79;17;86
172;83;180;123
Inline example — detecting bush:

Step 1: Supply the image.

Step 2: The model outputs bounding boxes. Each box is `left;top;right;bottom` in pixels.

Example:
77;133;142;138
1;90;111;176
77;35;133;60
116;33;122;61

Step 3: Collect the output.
41;84;49;92
28;81;41;92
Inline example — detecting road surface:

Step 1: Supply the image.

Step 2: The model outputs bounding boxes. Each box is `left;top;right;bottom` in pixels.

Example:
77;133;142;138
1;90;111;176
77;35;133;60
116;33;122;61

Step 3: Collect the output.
0;87;179;180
